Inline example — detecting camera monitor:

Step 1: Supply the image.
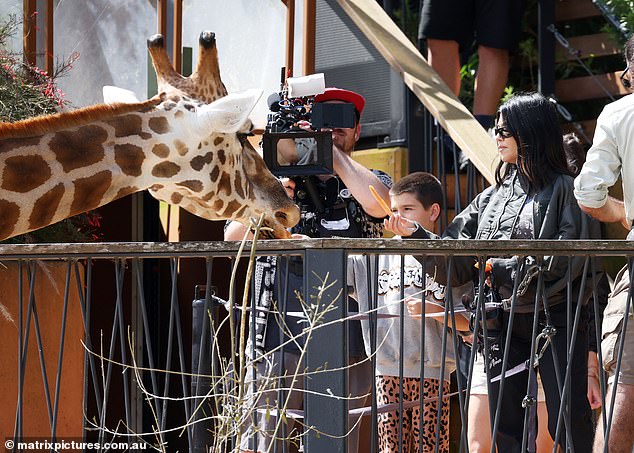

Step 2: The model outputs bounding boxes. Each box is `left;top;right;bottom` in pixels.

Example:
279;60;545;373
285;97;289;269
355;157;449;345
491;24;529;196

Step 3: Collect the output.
262;130;334;177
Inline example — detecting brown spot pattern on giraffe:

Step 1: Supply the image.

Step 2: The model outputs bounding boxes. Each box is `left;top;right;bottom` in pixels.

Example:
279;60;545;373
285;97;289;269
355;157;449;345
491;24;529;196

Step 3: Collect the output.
174;139;189;156
114;186;139;200
177;180;204;192
0;200;20;240
1;155;51;193
71;171;112;214
210;166;220;182
217;149;226;165
213;136;224;146
218;172;231;195
148;117;171;134
221;200;242;218
29;183;64;230
114;144;145;177
171;192;184;204
50;125;107;172
233;205;247;219
234;172;245;199
190;152;213;171
152;161;180;178
0;136;41;152
212;199;224;211
202;191;216;202
105;114;151;139
152;143;170;158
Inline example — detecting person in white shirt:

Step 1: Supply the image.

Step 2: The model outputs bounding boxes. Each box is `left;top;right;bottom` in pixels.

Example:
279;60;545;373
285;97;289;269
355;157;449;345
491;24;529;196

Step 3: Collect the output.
574;34;634;453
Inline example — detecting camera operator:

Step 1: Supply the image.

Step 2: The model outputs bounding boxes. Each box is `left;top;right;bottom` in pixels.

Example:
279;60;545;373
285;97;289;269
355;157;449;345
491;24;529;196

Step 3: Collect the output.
225;87;391;453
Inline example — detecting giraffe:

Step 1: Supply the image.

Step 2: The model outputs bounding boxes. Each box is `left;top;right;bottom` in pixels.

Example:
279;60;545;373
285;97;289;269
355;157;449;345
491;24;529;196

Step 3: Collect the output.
0;31;299;241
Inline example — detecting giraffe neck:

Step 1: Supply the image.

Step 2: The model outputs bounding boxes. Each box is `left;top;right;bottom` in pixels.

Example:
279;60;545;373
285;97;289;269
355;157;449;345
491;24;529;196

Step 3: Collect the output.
0;104;206;240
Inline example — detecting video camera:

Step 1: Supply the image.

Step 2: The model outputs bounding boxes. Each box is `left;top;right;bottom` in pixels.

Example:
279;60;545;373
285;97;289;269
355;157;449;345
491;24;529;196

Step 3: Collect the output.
262;72;356;177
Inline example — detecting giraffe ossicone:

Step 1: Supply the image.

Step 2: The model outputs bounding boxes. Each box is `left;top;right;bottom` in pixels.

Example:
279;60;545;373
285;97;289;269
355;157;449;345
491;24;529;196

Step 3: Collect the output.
0;31;299;241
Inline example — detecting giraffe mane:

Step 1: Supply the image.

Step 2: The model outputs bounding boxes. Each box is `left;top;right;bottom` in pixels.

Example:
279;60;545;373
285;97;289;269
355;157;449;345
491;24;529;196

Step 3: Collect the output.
0;95;164;140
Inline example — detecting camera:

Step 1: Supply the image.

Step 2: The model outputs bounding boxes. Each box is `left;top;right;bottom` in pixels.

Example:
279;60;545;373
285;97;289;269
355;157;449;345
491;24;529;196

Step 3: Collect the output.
262;72;356;177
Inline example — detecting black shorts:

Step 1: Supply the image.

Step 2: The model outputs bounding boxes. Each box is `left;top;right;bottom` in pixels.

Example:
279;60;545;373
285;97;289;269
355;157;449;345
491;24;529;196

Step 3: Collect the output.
419;0;525;52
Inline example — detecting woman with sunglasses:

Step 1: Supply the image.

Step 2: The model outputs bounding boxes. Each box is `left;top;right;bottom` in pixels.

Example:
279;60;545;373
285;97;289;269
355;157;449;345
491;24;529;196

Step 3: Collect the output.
407;92;601;452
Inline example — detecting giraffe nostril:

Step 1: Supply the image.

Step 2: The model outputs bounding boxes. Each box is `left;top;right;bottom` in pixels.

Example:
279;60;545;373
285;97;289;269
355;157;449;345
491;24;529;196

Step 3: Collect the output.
275;211;288;224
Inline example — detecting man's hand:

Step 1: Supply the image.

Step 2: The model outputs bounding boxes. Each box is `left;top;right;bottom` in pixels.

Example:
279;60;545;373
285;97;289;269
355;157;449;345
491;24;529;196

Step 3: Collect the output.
384;213;418;237
579;196;629;230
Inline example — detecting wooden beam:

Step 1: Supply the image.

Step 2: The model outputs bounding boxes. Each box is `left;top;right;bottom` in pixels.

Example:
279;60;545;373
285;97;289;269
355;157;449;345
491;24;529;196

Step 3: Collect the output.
45;0;53;74
555;71;629;102
555;0;600;21
303;0;316;75
23;0;37;66
556;33;621;62
157;0;167;36
285;0;295;77
335;0;498;184
173;0;183;74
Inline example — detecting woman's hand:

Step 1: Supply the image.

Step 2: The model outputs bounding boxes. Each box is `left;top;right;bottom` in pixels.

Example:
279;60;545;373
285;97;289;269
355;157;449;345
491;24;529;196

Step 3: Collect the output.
587;351;602;410
384;213;417;237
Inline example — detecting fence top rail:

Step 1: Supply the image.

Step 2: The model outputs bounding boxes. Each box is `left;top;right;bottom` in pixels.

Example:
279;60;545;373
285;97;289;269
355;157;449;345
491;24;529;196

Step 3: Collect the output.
0;238;631;260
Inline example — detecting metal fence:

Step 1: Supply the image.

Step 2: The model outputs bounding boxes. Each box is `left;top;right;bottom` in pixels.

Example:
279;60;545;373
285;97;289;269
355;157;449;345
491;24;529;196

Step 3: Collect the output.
3;238;633;452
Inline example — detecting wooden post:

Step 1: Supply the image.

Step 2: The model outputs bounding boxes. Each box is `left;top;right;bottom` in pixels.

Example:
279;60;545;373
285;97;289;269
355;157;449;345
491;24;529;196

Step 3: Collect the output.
23;0;37;66
303;0;316;75
45;0;53;75
157;0;168;36
173;0;183;74
284;0;295;78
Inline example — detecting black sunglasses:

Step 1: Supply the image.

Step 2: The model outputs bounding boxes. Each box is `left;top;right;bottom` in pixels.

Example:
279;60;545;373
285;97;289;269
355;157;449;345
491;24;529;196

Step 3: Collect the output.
494;126;514;138
621;66;631;89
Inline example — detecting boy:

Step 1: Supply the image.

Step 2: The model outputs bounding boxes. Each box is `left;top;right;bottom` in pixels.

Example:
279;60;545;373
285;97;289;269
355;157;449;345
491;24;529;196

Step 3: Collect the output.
348;172;466;453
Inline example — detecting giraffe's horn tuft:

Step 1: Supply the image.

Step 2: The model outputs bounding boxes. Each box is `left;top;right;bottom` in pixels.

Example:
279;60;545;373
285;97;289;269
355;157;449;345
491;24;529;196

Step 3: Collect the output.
199;31;216;49
147;34;165;49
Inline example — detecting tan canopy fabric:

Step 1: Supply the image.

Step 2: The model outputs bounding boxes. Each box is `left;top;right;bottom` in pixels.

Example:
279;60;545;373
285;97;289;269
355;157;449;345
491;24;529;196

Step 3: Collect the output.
336;0;499;184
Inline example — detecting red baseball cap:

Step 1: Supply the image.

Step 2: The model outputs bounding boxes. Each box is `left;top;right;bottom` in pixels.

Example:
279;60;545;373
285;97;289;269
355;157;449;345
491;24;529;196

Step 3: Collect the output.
315;87;365;116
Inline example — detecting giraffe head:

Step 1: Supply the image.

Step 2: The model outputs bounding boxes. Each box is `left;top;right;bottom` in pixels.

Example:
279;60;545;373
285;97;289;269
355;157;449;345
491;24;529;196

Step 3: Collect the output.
142;31;300;237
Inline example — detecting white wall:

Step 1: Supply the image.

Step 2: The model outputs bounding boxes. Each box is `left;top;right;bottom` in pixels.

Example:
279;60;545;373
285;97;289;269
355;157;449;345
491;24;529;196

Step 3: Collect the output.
0;0;25;55
182;0;286;128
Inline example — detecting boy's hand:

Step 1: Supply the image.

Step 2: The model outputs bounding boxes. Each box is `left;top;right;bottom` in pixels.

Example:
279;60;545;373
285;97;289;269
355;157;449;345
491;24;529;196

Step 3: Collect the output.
405;296;423;316
384;213;418;237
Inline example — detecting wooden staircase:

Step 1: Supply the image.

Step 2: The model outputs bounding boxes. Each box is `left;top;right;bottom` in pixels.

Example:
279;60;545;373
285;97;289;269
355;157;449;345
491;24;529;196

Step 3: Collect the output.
554;0;627;142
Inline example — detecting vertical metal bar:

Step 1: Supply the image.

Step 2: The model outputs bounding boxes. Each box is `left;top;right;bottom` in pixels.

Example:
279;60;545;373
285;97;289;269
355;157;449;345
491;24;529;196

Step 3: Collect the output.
489;258;522;451
368;254;378;453
302;0;316;76
538;0;556;95
304;248;347;452
590;259;607;433
132;259;162;442
398;255;405;453
418;256;427;452
114;260;132;441
168;258;194;447
51;260;73;442
14;261;24;440
25;262;55;428
434;259;452;453
602;260;634;451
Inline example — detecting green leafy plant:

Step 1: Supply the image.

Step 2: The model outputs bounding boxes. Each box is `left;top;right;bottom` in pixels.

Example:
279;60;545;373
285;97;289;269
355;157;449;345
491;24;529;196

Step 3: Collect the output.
0;15;100;243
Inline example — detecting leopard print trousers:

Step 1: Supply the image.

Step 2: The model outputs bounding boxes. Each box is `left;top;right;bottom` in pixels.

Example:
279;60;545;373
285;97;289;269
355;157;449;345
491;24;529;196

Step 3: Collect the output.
376;376;450;453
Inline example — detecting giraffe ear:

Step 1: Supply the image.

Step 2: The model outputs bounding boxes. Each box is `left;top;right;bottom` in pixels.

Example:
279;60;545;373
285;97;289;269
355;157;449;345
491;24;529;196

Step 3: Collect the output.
103;86;141;104
196;88;263;134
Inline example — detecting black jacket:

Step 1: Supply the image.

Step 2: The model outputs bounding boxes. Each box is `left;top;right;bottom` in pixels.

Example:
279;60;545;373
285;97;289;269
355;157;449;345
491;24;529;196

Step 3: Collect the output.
413;170;602;313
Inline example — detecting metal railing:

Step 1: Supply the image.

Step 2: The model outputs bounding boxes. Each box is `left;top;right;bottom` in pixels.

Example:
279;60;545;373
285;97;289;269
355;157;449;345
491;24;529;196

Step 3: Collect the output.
3;238;632;452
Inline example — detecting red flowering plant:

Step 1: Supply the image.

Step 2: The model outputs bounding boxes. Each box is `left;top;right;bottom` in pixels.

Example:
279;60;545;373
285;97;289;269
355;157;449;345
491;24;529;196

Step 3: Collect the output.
0;15;101;243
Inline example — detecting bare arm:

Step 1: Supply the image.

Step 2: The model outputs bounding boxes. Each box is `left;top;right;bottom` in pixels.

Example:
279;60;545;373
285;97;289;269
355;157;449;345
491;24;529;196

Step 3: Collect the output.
224;221;252;241
578;196;630;230
332;147;390;218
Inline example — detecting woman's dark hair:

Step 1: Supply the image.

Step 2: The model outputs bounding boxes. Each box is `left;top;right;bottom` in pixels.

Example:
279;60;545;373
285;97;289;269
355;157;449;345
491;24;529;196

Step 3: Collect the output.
495;92;572;192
